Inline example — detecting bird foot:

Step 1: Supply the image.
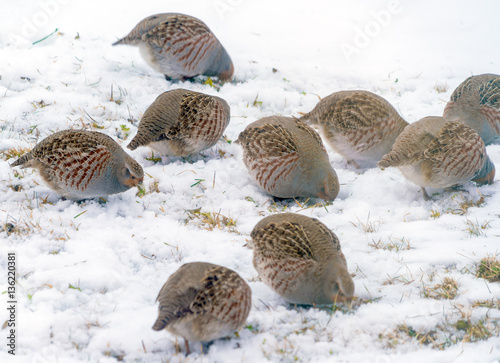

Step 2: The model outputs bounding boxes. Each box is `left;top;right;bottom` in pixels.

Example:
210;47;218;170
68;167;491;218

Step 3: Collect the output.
445;185;468;194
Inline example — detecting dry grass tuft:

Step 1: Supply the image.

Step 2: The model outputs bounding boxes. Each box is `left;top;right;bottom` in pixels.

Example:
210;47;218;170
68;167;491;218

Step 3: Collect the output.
351;213;381;233
452;193;486;215
453;305;497;343
431;193;487;219
471;299;500;309
476;256;500;282
380;324;442;350
370;236;411;252
422;276;459;300
434;83;448;93
185;208;239;234
1;147;31;161
464;218;491;237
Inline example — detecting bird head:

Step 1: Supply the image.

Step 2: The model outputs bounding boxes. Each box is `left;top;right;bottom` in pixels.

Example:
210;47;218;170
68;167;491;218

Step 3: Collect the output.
323;263;355;304
119;158;145;191
472;156;495;185
316;170;339;201
218;60;234;81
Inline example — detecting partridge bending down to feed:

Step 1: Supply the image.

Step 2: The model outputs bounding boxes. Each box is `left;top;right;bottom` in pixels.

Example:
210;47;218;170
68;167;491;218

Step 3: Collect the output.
237;116;339;201
249;213;354;305
378;117;495;200
127;89;230;157
443;73;500;145
113;13;234;81
301;90;408;169
152;262;251;354
11;129;144;200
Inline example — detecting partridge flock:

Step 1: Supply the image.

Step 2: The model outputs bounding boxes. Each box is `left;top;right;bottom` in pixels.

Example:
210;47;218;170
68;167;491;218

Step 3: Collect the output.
9;10;498;356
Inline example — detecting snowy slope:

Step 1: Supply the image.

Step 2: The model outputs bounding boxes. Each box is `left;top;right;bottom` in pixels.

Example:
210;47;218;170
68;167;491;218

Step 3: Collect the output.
1;0;500;362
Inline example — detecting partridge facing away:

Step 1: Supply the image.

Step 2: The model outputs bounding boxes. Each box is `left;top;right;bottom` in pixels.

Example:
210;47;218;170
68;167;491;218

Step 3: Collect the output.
10;130;144;200
443;73;500;145
378;117;495;200
249;213;354;305
237;116;339;201
113;13;234;81
301;90;408;169
127;89;230;157
152;262;251;354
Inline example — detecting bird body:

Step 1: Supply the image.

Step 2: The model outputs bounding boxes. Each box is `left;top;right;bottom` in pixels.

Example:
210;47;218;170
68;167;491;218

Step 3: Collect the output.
378;117;495;199
237;116;339;200
301;90;408;169
128;89;230;157
443;73;500;145
11;130;144;200
152;262;251;353
113;13;234;81
250;213;354;305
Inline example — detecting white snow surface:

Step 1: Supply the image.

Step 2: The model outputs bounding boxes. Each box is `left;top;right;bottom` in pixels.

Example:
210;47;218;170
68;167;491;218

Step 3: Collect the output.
1;0;500;362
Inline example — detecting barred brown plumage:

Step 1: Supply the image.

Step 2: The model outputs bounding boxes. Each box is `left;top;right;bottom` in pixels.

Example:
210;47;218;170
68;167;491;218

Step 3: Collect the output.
378;117;495;200
301;90;408;169
443;73;500;145
113;13;234;81
127;89;230;157
152;262;251;354
249;213;354;305
10;130;144;200
237;116;339;201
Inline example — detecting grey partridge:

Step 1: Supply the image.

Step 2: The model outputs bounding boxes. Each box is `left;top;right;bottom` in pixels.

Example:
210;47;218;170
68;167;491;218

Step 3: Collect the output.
378;117;495;200
11;129;144;200
301;90;408;169
152;262;251;354
443;73;500;145
249;213;354;305
113;13;234;81
237;116;339;201
127;89;230;157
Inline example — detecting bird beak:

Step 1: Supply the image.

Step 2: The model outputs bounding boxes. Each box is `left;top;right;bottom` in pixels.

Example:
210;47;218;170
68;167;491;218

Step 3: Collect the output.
345;298;353;311
136;181;146;197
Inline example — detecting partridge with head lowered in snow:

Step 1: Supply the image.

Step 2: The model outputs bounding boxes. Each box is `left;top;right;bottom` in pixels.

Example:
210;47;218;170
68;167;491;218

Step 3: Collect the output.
301;90;408;169
113;13;234;81
378;117;495;200
249;213;354;305
237;116;339;201
128;89;230;158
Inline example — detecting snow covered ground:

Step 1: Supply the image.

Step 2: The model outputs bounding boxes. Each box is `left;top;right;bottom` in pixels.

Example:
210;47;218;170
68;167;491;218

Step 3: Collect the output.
1;0;500;362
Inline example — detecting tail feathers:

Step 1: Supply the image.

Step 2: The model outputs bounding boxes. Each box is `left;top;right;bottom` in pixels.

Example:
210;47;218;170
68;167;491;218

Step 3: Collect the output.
127;139;139;151
10;153;31;168
112;37;129;46
152;316;169;331
299;113;314;125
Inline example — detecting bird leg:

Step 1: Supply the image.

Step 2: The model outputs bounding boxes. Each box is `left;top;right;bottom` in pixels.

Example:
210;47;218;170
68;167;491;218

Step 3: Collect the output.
201;341;213;354
346;159;361;169
184;338;191;355
421;187;432;201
